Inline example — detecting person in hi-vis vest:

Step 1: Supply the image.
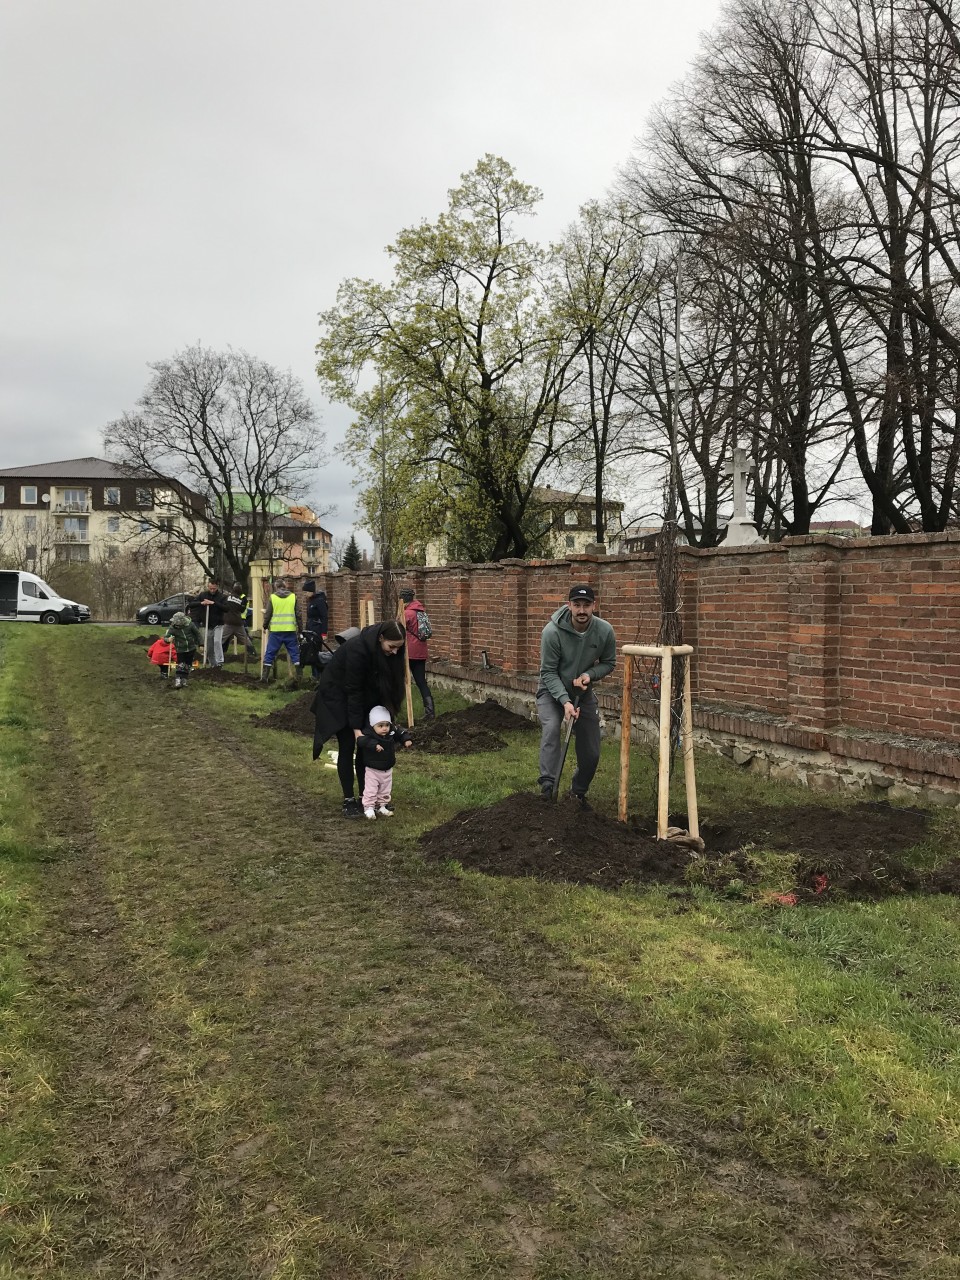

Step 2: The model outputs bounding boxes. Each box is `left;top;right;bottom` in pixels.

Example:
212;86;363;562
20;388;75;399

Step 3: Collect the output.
261;577;302;682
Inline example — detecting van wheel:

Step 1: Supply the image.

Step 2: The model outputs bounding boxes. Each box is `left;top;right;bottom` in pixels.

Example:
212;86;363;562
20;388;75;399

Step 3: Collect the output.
40;612;60;625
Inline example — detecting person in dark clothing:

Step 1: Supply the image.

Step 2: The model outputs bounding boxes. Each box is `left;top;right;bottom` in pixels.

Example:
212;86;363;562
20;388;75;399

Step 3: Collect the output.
399;587;434;718
311;619;407;818
195;577;228;667
221;582;257;656
357;704;413;818
302;581;330;680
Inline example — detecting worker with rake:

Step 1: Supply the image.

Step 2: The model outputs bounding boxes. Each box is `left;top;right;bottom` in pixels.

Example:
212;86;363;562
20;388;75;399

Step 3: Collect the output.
537;584;616;810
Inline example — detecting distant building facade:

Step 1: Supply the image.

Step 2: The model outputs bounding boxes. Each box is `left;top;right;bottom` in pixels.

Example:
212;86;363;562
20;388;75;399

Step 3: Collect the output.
0;456;206;575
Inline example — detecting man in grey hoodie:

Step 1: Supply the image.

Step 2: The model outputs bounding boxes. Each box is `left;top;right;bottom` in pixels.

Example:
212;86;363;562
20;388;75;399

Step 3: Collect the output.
537;584;617;809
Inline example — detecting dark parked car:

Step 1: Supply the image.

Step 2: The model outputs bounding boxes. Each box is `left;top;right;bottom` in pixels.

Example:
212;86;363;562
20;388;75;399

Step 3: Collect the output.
136;593;188;626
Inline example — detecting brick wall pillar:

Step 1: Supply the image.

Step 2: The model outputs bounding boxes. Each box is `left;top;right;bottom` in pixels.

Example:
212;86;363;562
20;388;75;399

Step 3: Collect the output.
787;545;840;730
500;562;528;673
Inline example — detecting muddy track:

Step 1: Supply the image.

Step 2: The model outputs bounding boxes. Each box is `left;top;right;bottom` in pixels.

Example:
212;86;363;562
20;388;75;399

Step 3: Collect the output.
25;648;208;1275
179;699;916;1278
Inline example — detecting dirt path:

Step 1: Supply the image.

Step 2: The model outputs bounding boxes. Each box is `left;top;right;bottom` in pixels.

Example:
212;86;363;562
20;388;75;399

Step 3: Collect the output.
10;633;936;1278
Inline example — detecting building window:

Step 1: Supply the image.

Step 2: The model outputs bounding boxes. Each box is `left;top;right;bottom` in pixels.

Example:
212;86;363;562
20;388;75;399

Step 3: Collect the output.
62;517;89;541
106;545;119;560
564;508;578;526
565;534;576;548
136;488;153;508
24;514;37;532
104;487;120;506
21;486;38;504
59;544;90;563
62;488;87;511
158;517;175;533
139;520;150;534
107;516;120;534
0;486;4;503
155;488;175;505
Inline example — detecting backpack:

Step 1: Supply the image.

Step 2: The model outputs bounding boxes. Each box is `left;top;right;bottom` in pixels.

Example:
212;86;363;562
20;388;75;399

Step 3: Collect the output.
415;608;433;641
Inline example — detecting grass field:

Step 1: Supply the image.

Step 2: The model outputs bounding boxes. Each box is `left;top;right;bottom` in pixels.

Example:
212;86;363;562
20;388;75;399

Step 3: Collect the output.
1;624;959;1278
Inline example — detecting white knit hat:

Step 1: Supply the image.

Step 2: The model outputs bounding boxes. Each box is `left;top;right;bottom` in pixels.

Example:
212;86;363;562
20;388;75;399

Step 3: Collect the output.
369;705;392;726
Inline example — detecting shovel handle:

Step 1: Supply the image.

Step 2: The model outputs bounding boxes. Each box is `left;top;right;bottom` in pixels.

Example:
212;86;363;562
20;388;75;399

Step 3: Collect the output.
551;693;582;800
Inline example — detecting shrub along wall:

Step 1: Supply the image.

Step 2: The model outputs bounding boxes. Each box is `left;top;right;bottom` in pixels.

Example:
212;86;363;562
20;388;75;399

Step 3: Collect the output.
304;531;960;797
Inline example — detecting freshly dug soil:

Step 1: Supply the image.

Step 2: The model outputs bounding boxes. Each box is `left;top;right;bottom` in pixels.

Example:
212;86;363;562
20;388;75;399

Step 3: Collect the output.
420;791;706;889
255;696;536;755
129;634;161;645
419;793;950;900
413;699;536;755
189;667;258;687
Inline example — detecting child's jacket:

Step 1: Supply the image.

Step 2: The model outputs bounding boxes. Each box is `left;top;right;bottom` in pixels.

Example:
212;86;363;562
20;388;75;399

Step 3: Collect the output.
148;637;177;667
356;724;412;771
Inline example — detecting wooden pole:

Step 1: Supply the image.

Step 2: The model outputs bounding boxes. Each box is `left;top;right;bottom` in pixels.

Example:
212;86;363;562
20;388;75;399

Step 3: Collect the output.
203;605;210;668
682;656;699;840
618;655;633;823
657;648;673;840
398;597;414;727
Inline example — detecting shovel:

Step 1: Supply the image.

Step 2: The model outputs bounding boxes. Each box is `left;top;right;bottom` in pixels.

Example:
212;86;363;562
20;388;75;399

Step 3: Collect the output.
552;694;582;800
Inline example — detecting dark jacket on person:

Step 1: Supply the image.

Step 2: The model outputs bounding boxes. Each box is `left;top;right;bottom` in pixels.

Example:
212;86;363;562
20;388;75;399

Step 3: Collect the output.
222;590;248;627
196;587;227;627
305;591;329;634
356;723;412;771
310;623;406;759
165;615;202;656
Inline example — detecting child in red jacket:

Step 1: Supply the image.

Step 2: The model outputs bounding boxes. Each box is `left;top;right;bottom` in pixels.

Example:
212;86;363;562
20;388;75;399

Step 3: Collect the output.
147;636;177;679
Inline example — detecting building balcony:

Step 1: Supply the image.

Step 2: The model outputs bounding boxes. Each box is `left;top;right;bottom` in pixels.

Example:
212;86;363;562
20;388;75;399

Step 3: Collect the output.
54;530;90;544
53;502;90;514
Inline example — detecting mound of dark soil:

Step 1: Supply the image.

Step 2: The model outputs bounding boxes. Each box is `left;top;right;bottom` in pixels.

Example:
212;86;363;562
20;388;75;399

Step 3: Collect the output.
129;634;161;645
419;794;950;900
708;802;932;901
254;695;536;755
419;791;701;889
188;667;256;687
414;699;537;755
256;692;315;733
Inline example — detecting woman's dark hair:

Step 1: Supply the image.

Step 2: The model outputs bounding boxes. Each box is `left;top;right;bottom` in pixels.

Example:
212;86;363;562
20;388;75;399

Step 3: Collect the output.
376;619;406;712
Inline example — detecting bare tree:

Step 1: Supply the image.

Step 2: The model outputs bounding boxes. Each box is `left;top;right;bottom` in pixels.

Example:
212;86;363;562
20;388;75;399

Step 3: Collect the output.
104;344;327;581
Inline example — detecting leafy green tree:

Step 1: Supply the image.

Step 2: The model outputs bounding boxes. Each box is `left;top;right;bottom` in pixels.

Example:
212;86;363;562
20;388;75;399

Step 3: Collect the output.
317;156;586;561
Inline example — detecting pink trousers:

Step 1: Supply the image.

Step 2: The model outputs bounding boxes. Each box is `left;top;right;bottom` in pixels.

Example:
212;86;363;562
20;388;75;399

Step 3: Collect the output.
362;767;393;809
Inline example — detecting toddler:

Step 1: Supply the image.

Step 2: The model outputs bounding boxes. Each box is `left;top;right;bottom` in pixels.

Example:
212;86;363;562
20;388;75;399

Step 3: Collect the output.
358;704;412;818
164;611;202;689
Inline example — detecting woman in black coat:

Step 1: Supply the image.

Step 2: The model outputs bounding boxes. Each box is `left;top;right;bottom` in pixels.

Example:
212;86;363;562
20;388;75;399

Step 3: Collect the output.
311;619;407;818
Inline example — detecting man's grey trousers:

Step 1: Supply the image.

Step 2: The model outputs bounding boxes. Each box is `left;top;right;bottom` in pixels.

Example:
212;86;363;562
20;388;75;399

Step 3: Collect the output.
536;690;601;796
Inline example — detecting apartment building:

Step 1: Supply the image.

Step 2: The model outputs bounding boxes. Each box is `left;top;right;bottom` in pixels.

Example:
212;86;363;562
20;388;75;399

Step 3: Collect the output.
0;457;206;572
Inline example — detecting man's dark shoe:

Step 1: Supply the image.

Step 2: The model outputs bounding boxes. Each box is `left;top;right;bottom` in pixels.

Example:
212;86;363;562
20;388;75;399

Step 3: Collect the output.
341;797;361;819
570;791;592;812
540;782;554;801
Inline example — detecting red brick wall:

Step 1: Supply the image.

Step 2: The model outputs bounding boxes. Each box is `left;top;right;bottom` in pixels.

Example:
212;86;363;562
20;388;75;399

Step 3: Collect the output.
303;531;960;748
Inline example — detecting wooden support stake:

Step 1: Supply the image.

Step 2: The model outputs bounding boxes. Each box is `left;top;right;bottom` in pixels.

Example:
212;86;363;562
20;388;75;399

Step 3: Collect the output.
618;655;633;824
657;648;673;840
398;597;414;727
682;656;699;839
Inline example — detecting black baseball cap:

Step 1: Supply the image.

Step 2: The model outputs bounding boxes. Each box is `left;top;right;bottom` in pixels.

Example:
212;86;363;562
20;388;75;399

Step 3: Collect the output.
568;584;595;602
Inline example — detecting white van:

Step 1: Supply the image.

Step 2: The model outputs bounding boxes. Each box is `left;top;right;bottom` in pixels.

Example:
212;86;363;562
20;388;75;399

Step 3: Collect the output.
0;570;91;624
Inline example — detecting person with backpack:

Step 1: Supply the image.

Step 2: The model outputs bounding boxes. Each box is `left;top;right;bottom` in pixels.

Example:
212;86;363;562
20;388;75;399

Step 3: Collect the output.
399;587;435;719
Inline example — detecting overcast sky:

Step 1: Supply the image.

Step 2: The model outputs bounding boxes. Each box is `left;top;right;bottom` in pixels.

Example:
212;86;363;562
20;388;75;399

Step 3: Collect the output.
1;0;724;545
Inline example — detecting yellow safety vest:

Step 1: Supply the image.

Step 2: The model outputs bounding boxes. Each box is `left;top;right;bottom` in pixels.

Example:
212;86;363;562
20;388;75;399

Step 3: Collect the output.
269;593;297;631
